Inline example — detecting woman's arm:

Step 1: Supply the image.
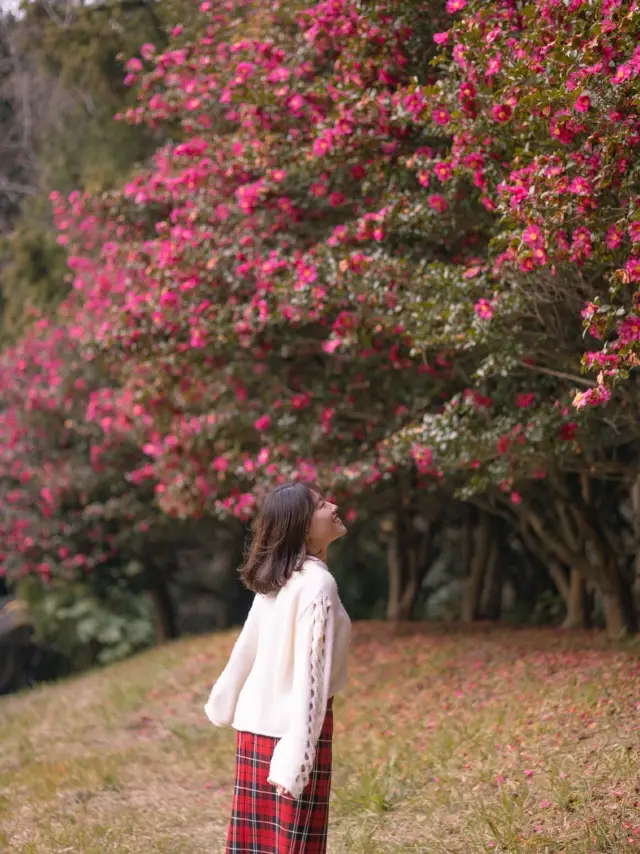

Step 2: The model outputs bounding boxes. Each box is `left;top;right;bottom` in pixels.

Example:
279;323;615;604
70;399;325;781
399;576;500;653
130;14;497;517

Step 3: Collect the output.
204;595;261;728
267;586;336;799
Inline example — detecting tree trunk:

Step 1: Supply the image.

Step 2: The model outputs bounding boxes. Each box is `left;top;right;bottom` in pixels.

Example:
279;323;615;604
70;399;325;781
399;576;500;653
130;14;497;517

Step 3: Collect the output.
562;567;591;630
602;594;628;640
385;509;434;622
547;560;570;605
480;536;501;620
386;525;403;621
599;561;636;639
461;512;492;623
631;475;640;614
147;578;179;642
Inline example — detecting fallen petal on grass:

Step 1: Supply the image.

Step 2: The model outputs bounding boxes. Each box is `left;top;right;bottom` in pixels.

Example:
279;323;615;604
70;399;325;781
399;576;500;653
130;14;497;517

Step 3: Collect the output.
0;623;638;853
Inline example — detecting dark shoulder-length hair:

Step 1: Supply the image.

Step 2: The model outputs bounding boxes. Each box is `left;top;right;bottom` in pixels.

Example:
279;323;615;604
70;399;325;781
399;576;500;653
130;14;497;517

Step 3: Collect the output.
240;482;321;595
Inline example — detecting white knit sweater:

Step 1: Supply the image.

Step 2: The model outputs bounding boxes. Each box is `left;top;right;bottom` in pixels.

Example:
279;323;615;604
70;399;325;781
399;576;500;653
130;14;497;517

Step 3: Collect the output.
204;557;352;799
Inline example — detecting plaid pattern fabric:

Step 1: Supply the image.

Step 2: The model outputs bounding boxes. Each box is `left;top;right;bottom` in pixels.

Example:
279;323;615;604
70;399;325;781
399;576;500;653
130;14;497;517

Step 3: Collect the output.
226;697;334;853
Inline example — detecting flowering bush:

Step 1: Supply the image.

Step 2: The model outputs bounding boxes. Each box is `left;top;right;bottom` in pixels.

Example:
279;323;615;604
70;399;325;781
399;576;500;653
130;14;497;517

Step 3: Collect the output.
49;0;463;520
1;0;638;635
0;317;168;587
423;0;640;405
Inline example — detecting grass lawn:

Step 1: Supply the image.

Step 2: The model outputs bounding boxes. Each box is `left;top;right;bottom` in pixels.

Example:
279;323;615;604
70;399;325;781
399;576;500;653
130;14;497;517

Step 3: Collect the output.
0;623;638;853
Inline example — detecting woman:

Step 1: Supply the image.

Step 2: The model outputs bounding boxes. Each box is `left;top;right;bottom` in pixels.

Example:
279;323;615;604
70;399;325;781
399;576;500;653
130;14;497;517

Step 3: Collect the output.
204;482;352;853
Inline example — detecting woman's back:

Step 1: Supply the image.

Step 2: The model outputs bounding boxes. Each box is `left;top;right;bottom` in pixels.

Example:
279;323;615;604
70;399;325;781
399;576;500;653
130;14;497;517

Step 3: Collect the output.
206;556;351;739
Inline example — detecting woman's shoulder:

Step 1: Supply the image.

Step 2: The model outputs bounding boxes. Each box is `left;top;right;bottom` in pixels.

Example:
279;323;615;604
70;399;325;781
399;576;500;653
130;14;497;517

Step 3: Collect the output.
297;557;338;600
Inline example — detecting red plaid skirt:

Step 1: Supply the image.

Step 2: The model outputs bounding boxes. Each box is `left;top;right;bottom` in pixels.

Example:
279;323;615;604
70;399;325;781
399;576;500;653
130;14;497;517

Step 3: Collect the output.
225;697;333;853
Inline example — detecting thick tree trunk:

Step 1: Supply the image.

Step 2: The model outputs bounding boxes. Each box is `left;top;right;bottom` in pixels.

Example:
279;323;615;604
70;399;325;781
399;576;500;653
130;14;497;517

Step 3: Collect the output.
147;578;179;642
461;512;492;623
562;568;591;629
599;562;636;639
601;593;629;639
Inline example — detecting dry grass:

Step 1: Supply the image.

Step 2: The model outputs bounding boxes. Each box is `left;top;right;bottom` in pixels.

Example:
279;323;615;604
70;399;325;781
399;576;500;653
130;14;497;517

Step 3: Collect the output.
0;623;638;853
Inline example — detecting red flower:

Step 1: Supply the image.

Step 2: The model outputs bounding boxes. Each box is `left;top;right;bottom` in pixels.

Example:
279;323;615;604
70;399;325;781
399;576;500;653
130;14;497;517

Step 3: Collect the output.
432;106;451;126
515;393;536;409
254;414;271;431
492;103;512;123
560;422;578;441
428;194;449;213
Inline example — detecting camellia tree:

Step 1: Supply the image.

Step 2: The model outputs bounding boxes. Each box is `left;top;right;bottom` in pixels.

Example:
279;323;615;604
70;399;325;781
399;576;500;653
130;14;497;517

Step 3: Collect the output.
379;0;640;634
0;316;191;654
45;0;471;620
3;0;638;635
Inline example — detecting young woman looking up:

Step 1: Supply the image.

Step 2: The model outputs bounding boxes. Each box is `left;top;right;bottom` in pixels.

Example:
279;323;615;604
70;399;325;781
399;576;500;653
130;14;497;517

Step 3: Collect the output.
204;482;352;854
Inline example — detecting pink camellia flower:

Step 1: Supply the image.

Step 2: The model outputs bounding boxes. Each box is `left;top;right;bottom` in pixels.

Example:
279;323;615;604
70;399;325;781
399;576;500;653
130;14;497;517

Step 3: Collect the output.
628;222;640;243
446;0;467;12
573;385;611;409
432;106;451;126
523;224;543;247
291;392;311;410
312;133;333;157
213;456;228;472
606;225;624;249
492;103;512;123
288;93;305;113
570;226;593;261
532;247;548;265
625;256;640;281
295;262;317;289
497;435;510;455
159;291;178;308
474;298;493;320
428;194;449;213
254;414;271;431
574;94;591;113
322;338;341;354
568;177;591;195
433;31;449;44
516;392;536;409
486;54;502;78
617;316;640;344
434;162;453;182
410;443;433;474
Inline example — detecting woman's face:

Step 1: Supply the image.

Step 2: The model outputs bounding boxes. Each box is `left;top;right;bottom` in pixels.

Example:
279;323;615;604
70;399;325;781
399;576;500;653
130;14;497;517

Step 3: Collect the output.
306;493;347;553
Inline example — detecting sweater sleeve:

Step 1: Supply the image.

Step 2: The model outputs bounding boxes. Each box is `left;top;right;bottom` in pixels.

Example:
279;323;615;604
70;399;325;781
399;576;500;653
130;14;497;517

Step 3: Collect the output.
267;589;335;800
204;595;261;728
